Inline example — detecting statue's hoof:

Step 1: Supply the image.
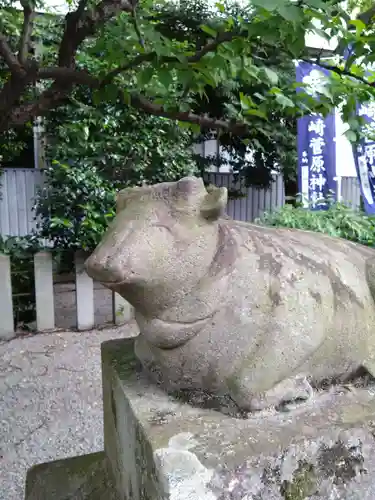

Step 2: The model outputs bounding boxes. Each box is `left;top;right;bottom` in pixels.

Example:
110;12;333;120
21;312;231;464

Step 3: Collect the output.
247;376;314;412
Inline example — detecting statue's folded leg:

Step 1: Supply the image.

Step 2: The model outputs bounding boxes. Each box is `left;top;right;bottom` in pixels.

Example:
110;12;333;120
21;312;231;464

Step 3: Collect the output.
245;375;314;412
226;325;324;412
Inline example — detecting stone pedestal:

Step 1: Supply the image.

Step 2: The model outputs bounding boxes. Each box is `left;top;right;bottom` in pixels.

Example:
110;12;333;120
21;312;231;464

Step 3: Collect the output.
25;337;375;499
102;338;375;500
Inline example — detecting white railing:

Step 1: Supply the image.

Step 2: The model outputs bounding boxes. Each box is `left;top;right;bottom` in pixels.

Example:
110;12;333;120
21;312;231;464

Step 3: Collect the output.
0;168;288;237
0;250;134;340
0;168;44;237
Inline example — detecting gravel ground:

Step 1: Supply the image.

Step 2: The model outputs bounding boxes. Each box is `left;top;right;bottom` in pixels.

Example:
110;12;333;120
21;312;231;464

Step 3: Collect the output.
53;282;115;330
0;322;139;500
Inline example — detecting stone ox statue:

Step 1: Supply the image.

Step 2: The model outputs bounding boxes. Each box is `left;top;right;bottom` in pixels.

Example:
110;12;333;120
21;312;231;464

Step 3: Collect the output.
85;176;375;411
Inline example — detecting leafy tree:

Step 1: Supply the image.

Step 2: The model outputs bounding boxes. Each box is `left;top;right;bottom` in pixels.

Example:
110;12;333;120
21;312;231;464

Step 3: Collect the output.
44;85;198;186
149;0;297;188
0;123;33;167
37;93;199;252
1;0;375;141
38;0;296;190
34;161;117;250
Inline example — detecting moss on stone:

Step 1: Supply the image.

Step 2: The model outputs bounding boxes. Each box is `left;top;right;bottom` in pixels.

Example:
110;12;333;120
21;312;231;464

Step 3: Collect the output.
280;461;317;500
317;440;364;485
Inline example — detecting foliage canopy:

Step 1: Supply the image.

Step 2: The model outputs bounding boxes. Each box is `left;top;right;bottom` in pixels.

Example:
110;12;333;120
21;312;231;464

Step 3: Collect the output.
1;0;375;144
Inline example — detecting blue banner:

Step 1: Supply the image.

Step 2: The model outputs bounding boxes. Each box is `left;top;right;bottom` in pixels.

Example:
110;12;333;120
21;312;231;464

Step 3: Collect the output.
296;62;337;210
352;98;375;214
344;45;375;214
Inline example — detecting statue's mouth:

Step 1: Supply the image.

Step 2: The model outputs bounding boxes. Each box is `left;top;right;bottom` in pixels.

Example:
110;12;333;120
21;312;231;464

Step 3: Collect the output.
99;270;142;288
100;279;127;288
135;312;214;350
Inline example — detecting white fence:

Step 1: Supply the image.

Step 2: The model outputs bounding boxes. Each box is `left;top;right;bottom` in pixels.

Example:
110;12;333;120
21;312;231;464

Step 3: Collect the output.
0;168;288;237
0;250;134;340
340;176;362;210
0;167;364;238
206;172;285;221
0;168;44;237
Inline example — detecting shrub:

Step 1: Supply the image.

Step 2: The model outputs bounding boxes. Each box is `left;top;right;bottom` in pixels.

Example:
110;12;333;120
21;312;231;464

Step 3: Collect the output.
34;156;199;254
34;161;117;252
257;201;375;247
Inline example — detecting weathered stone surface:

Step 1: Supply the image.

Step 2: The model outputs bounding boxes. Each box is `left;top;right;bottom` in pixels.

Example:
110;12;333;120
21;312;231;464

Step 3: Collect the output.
103;338;375;500
24;451;120;500
86;176;375;411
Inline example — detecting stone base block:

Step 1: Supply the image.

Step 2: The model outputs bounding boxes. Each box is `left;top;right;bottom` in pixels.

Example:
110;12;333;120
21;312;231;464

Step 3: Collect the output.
102;338;375;500
24;451;120;500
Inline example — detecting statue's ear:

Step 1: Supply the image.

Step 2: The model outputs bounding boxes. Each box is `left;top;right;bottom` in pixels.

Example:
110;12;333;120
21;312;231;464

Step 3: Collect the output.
116;187;142;213
200;185;228;221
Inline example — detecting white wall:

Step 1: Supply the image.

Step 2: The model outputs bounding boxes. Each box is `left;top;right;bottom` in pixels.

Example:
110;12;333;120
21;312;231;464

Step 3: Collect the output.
335;111;357;177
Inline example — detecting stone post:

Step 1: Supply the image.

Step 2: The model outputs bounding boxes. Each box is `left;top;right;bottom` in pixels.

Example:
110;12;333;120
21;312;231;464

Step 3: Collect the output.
0;253;14;340
34;251;55;331
75;251;94;331
112;292;134;325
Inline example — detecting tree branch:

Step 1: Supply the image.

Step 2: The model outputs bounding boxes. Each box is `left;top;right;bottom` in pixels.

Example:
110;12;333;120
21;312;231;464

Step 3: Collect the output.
7;84;69;127
8;88;249;135
302;58;375;88
18;0;35;64
37;66;96;84
100;30;242;87
130;7;145;48
8;65;249;135
189;31;241;63
0;72;35;131
358;3;375;25
58;0;134;67
0;35;25;76
37;29;241;87
129;94;248;134
100;53;155;86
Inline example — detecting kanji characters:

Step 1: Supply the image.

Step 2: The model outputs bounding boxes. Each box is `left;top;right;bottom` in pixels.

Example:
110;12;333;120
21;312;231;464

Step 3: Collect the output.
309;137;325;156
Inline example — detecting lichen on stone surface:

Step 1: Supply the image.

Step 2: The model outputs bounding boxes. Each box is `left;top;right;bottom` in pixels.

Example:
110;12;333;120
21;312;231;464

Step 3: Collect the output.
317;440;365;485
153;432;217;500
279;460;317;500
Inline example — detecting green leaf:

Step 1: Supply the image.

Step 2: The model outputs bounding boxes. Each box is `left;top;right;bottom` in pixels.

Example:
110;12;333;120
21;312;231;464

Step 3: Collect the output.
345;129;357;142
349;19;366;38
157;68;173;89
275;93;295;108
200;24;217;37
138;67;154;86
92;89;105;106
305;0;328;8
249;0;281;10
177;121;192;129
123;91;131;105
103;83;119;104
239;92;255;110
245;109;268;119
263;67;279;85
190;123;201;134
277;4;302;22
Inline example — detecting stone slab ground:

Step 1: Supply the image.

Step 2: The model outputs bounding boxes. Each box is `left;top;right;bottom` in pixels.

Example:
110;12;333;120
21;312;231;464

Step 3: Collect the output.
24;451;120;500
0;322;138;500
